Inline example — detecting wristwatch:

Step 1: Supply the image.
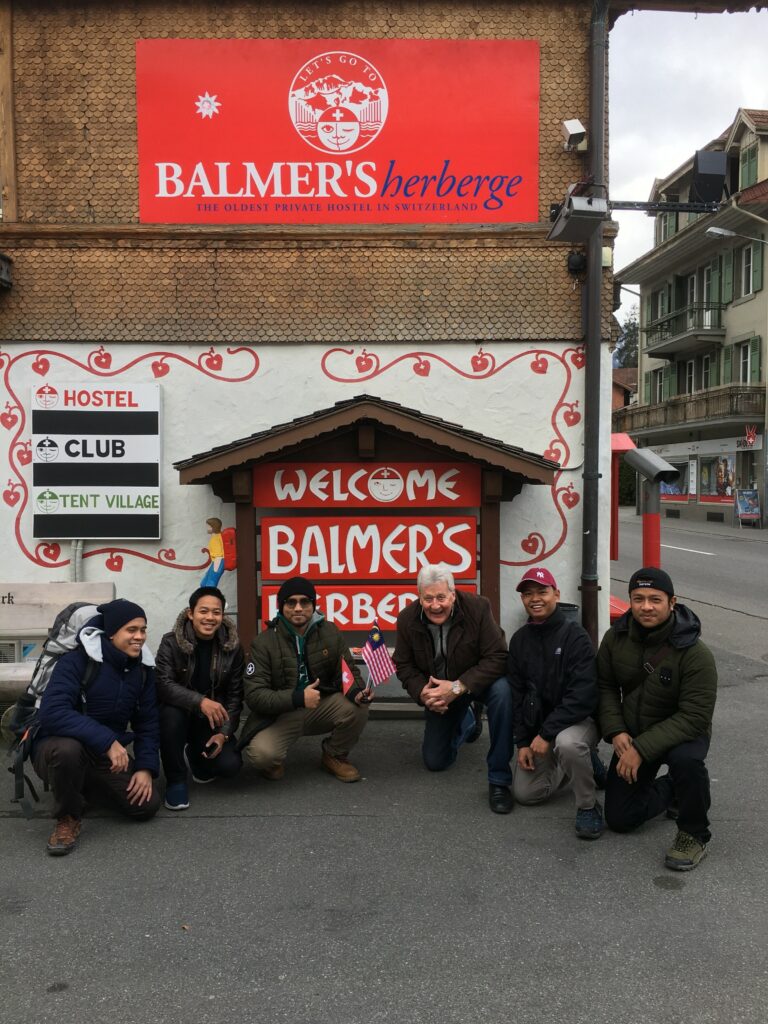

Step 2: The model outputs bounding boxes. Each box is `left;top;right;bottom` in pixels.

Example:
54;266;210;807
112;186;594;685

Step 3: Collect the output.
451;680;466;696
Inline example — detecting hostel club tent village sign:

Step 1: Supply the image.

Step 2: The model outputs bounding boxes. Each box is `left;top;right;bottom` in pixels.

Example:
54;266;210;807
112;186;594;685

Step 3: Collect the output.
32;383;161;540
255;463;481;630
136;39;540;224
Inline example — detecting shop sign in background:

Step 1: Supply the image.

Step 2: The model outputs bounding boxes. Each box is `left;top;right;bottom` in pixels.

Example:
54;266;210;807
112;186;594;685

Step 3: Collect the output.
136;38;540;224
31;383;161;539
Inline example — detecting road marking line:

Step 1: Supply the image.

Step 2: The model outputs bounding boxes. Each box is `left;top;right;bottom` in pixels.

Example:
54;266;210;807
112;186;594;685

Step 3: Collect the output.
660;544;715;557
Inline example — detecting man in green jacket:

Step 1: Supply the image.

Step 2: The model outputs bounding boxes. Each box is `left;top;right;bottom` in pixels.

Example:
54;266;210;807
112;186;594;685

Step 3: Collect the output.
240;576;371;783
598;567;717;871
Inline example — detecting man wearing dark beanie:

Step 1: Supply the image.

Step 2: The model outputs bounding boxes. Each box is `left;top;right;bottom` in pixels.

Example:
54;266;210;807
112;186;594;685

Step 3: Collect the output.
240;575;371;782
597;567;718;871
32;598;161;856
155;586;244;810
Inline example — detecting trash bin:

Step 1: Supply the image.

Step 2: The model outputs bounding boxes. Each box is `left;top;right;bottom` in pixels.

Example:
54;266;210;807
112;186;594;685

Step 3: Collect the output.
558;602;580;623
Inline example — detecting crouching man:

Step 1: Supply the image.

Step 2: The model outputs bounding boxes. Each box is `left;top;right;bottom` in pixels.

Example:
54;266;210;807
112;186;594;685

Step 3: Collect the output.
240;577;370;782
33;599;161;856
508;568;604;839
155;586;244;811
598;567;717;871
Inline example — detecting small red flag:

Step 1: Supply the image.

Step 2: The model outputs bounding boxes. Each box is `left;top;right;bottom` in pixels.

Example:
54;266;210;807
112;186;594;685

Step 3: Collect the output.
341;657;355;695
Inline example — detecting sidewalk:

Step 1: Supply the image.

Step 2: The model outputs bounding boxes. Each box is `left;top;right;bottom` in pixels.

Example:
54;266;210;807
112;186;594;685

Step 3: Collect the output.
618;504;768;543
2;642;767;1024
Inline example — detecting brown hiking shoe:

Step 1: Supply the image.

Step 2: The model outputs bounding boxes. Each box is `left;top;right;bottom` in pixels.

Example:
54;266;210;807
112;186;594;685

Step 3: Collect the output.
46;816;82;857
321;741;361;783
260;762;285;781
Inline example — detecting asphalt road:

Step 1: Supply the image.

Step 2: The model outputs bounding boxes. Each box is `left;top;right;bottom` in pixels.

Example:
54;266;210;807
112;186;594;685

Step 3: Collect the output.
612;507;768;661
3;639;767;1024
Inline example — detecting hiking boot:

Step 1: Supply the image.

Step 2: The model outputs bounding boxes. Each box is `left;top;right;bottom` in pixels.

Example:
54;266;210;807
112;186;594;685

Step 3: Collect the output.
465;701;484;744
260;762;285;781
164;782;190;810
575;802;604;840
320;741;360;783
665;830;708;871
46;816;81;856
590;749;608;790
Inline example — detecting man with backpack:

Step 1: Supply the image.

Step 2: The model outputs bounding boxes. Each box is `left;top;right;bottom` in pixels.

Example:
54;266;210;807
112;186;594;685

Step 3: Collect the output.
155;586;244;810
508;567;605;839
32;598;161;856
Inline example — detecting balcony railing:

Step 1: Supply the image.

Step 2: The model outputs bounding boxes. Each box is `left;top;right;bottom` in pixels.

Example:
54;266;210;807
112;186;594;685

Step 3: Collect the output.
644;303;726;355
612;383;765;434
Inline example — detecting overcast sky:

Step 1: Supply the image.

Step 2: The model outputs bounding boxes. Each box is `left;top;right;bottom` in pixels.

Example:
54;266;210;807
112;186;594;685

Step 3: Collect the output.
609;7;768;320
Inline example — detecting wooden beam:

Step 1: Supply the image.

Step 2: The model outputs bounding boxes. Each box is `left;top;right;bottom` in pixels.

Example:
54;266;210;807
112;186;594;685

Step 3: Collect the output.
480;470;502;626
0;0;16;223
232;470;257;649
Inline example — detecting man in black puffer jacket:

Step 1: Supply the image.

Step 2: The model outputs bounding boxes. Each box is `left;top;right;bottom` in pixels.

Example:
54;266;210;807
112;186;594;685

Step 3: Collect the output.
508;567;603;839
155;586;244;811
598;567;717;872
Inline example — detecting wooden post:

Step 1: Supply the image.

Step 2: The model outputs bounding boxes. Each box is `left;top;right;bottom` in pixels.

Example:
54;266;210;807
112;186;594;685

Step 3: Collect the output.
232;469;257;648
480;470;502;624
0;0;17;222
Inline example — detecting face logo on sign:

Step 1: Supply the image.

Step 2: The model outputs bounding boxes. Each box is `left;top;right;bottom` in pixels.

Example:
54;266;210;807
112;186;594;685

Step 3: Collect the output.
367;467;404;503
36;437;59;462
288;51;388;154
35;384;59;409
36;489;60;514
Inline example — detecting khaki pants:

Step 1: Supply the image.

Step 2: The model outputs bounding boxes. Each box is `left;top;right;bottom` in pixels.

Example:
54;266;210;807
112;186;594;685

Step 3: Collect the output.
513;718;599;811
242;692;369;770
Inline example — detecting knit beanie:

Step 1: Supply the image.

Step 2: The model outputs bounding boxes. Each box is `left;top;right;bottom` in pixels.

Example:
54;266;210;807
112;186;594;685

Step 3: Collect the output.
628;567;674;598
97;599;147;637
276;576;316;610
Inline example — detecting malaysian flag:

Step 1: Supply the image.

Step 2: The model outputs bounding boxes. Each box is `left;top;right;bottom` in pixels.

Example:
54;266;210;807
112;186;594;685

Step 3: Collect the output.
361;621;397;686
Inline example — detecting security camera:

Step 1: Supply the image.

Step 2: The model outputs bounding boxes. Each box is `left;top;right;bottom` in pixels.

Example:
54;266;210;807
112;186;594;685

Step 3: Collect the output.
624;448;680;485
562;119;587;151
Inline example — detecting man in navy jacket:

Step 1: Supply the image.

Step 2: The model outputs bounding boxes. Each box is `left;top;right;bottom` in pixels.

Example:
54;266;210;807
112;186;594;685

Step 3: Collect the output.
33;598;161;856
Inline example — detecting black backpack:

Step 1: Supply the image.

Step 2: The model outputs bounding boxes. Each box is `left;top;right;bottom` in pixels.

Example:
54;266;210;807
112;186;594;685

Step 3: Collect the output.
5;602;100;818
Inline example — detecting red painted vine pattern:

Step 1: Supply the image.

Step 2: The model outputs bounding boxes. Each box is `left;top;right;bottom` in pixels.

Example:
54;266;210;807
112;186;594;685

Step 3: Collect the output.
320;345;586;565
0;345;259;570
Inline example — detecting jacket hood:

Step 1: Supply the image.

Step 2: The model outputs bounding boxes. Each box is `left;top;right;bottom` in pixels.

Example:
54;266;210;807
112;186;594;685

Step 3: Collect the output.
79;625;156;666
171;608;240;654
613;603;701;650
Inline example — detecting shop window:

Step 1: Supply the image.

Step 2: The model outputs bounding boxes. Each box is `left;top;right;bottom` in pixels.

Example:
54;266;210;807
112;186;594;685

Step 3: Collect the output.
660;461;689;498
699;455;735;500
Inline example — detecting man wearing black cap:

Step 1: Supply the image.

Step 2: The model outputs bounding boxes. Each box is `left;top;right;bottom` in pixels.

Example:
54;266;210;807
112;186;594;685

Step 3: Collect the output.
155;586;244;811
598;567;718;870
33;598;161;855
240;576;370;782
508;566;604;839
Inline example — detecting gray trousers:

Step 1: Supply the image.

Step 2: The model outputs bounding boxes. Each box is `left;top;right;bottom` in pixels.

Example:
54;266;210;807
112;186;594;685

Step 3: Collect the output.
242;692;369;770
513;718;599;811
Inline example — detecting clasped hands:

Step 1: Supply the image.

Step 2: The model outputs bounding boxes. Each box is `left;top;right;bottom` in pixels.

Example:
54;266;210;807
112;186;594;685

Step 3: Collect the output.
517;734;551;771
420;676;461;715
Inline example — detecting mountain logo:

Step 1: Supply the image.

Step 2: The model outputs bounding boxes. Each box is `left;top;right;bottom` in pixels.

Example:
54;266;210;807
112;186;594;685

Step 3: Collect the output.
289;50;388;154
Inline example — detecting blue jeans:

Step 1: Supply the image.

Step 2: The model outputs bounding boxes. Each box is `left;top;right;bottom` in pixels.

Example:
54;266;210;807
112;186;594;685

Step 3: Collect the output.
421;676;513;786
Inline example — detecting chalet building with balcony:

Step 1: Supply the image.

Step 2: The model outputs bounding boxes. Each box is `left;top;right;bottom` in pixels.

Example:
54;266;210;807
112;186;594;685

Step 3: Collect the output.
615;108;768;527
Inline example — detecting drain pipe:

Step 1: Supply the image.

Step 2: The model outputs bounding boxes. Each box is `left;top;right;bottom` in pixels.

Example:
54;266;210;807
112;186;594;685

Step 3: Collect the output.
581;0;610;647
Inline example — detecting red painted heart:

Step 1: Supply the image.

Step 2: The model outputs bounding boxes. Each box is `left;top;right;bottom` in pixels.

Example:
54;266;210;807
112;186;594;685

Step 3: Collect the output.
572;351;586;369
562;490;580;509
40;542;61;561
3;487;20;506
32;357;50;376
204;351;223;371
413;359;431;377
159;548;177;561
563;409;581;427
105;553;124;572
521;536;539;555
543;447;560;463
531;357;548;375
151;360;169;378
0;411;17;429
471;351;491;372
356;350;374;373
17;447;31;466
93;348;112;369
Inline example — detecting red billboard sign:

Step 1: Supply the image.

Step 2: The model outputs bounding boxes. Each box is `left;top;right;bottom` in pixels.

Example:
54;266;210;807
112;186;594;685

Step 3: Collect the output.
136;38;540;224
262;583;477;631
253;463;481;509
261;516;476;580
